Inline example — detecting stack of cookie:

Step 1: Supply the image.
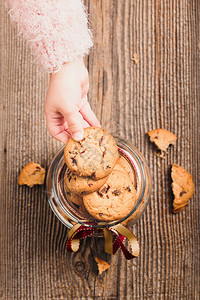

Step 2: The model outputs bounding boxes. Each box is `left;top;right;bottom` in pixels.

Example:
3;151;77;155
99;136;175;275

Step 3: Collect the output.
64;127;137;222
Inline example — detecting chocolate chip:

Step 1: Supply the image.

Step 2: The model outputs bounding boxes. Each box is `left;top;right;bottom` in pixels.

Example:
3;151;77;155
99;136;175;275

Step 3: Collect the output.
81;191;87;195
91;172;96;179
125;186;132;192
154;136;158;139
99;136;104;145
80;150;85;154
106;165;111;169
88;183;93;187
106;195;109;199
112;189;121;196
36;166;41;171
100;187;107;193
180;191;187;197
107;185;111;192
97;191;103;197
71;157;77;165
100;185;110;194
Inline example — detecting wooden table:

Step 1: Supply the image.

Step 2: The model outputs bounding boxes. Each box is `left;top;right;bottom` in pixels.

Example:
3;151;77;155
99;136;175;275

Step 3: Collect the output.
0;1;199;299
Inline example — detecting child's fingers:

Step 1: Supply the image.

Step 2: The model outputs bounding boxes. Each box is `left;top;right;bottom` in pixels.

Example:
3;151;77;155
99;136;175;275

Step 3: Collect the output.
80;101;101;127
82;119;90;128
46;112;89;143
63;110;84;141
46;118;71;143
53;130;71;143
47;117;89;144
64;118;90;131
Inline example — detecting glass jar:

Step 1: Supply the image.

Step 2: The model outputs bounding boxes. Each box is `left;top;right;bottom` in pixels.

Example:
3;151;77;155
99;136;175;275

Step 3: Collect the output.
46;136;152;230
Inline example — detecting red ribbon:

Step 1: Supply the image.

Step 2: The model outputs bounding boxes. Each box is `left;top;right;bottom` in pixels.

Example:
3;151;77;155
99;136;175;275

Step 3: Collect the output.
66;223;139;260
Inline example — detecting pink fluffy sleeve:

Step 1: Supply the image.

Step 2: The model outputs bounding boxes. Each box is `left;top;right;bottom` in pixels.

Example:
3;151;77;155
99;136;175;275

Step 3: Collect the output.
5;0;93;72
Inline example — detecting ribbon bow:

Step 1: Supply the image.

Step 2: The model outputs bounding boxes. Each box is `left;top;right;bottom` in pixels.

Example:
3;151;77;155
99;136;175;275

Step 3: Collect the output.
66;223;139;260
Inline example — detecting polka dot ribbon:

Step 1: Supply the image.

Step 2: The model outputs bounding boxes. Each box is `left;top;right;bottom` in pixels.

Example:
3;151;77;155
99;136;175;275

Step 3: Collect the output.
66;223;139;260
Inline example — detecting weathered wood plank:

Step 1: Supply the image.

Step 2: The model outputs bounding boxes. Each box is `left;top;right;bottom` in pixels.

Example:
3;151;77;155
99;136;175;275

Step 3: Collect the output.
0;0;199;299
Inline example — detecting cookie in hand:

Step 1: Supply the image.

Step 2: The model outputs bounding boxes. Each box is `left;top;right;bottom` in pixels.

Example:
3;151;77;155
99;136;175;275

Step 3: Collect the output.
64;127;119;180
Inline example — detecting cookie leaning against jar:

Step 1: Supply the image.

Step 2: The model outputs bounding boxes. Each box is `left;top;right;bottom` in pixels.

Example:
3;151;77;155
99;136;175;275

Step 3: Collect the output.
64;169;109;195
64;127;119;180
64;183;83;206
83;170;137;221
64;162;128;196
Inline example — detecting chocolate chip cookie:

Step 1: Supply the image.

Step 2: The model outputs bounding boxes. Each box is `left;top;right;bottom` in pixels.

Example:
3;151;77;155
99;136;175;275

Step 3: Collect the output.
64;127;119;180
117;155;136;186
18;162;46;187
113;162;127;173
64;169;108;195
83;170;137;221
64;183;83;206
147;128;177;151
171;164;194;213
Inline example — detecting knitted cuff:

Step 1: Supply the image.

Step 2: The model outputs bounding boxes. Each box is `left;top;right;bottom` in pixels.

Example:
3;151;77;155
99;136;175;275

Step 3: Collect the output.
6;0;93;72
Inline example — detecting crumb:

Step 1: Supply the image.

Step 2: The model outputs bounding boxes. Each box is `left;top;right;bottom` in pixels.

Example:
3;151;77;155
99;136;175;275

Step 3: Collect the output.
154;151;166;159
131;53;139;64
171;164;194;213
95;257;110;275
35;122;39;125
18;162;46;187
27;203;31;207
147;128;177;152
157;160;161;168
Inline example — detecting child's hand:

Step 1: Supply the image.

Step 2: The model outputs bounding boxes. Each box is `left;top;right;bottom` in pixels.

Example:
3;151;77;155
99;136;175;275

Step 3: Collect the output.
44;57;101;143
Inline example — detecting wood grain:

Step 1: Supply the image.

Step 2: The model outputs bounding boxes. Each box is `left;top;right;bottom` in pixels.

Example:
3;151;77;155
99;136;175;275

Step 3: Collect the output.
0;0;199;299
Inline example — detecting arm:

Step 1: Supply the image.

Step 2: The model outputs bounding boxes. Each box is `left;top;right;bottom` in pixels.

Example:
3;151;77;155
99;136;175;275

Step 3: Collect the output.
5;0;93;72
6;0;100;142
